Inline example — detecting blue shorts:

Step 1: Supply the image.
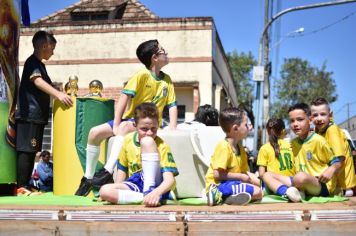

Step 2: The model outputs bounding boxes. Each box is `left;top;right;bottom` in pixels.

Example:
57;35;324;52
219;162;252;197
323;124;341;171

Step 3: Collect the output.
107;118;135;129
123;172;172;200
217;180;254;198
319;181;329;197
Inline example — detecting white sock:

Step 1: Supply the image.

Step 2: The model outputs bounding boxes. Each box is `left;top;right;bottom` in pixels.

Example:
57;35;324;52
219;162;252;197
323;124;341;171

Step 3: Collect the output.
85;144;100;179
141;153;161;192
104;136;124;174
117;189;143;204
344;189;353;197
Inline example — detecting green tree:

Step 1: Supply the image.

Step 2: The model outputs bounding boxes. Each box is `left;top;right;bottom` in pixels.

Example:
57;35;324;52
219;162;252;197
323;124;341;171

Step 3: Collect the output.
272;57;337;119
226;50;257;124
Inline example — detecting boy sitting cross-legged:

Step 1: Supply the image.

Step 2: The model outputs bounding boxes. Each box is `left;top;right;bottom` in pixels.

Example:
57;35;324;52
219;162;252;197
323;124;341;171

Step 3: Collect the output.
99;103;178;207
289;103;342;197
205;107;262;206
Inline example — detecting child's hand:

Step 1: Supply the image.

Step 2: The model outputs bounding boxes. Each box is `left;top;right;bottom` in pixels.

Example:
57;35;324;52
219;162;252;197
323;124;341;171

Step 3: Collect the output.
143;191;161;207
247;172;260;186
318;169;333;183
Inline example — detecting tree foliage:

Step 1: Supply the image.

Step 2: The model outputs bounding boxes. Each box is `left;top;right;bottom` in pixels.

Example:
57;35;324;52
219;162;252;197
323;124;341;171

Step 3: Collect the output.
272;57;337;120
226;50;257;124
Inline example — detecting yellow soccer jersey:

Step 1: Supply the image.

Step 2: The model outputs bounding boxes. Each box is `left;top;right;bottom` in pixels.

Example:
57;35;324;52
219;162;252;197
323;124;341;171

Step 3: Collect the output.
122;68;177;125
205;139;248;190
319;123;356;189
257;139;296;176
291;133;338;194
117;132;179;177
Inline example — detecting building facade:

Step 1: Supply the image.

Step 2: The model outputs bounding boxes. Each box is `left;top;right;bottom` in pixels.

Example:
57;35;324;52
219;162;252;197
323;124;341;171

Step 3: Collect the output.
339;115;356;140
19;0;237;125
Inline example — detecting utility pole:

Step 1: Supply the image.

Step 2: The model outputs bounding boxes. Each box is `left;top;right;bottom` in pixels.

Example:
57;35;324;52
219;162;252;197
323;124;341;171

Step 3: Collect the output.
254;0;356;149
347;103;351;131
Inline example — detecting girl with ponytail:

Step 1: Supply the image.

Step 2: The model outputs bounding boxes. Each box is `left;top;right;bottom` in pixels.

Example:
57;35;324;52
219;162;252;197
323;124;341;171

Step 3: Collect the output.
257;118;302;202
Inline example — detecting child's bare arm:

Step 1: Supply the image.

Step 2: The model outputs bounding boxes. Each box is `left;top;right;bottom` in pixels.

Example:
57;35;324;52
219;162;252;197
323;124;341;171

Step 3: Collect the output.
213;169;250;183
168;106;178;129
258;166;266;178
33;77;73;106
115;169;127;183
143;172;175;207
319;161;342;183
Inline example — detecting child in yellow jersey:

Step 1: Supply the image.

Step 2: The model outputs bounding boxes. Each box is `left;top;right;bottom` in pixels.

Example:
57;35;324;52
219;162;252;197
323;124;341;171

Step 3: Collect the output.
205;108;262;206
99;103;178;207
311;97;356;197
75;40;178;196
289;103;342;197
257;118;302;202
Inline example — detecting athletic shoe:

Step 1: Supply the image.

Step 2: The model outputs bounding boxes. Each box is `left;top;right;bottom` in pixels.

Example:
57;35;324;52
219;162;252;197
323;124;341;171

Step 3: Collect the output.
16;187;42;196
92;168;113;187
224;192;251;205
285;186;302;202
344;189;354;197
75;177;93;196
207;184;223;206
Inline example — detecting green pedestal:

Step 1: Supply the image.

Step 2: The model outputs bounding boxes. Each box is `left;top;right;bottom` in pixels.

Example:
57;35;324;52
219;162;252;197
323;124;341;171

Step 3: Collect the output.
0;102;16;183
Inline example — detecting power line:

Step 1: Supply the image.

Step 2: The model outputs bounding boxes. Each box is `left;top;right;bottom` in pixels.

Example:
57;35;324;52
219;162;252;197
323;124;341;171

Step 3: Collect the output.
334;101;356;115
290;10;356;38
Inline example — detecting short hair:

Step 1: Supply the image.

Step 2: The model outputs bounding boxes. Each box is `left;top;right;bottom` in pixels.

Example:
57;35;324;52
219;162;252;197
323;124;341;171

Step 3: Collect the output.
32;30;56;48
136;39;160;69
219;107;245;133
288;103;311;116
40;150;50;158
311;97;330;107
194;104;219;126
134;102;159;124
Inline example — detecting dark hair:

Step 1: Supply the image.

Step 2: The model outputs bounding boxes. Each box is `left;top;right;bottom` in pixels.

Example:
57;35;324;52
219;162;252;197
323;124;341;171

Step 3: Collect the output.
134;102;159;124
266;118;285;159
32;30;56;48
194;104;219;126
136;39;160;69
288;103;311;116
40;150;50;158
219;107;245;133
311;97;329;107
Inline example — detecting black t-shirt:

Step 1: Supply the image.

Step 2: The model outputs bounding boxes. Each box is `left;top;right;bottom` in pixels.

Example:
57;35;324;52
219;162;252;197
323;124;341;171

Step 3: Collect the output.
15;54;52;124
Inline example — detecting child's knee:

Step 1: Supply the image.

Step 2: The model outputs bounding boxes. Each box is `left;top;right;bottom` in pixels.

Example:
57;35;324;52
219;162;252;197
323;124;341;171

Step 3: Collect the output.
99;184;112;200
293;172;308;187
140;137;157;152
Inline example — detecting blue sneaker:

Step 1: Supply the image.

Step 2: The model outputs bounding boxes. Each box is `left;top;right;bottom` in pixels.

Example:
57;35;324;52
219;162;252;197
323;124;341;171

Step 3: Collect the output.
207;184;223;206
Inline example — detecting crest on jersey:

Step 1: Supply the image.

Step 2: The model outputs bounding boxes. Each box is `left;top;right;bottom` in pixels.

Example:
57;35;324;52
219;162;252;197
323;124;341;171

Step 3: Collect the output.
307;151;313;161
163;87;168;97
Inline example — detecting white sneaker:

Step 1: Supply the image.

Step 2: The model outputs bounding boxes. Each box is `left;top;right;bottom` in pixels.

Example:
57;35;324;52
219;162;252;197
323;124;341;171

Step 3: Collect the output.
286;187;302;202
344;189;354;197
224;192;251;205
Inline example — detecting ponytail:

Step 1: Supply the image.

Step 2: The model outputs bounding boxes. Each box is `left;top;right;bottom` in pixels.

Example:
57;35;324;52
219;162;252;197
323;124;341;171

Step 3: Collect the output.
266;118;285;159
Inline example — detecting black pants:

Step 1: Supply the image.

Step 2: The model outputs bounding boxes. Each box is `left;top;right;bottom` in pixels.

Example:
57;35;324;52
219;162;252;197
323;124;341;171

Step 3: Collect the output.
17;151;36;188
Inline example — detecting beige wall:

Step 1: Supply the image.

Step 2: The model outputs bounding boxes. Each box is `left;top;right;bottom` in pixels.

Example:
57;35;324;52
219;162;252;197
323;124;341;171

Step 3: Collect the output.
19;19;237;120
175;88;194;121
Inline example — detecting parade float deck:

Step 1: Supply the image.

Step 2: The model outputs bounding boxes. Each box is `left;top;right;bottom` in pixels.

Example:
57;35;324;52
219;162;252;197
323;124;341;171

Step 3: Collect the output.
0;196;356;235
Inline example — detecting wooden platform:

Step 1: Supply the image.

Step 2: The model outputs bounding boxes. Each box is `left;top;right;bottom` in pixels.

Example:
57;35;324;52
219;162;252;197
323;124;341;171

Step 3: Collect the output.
1;197;356;235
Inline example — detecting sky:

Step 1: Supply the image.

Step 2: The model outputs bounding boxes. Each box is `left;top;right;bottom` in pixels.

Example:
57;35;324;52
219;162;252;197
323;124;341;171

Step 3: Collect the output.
27;0;356;124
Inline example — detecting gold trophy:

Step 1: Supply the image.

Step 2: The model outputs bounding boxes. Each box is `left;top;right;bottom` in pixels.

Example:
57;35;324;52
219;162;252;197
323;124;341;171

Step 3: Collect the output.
65;75;79;96
85;80;103;97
